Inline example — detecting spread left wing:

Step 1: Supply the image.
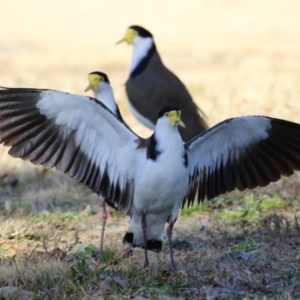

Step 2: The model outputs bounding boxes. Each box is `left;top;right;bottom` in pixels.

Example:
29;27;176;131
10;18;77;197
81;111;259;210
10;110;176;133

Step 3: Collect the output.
184;116;300;206
0;87;145;214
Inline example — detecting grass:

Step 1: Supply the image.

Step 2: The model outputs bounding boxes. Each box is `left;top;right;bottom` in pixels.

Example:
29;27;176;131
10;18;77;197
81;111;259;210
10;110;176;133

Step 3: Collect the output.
1;0;300;298
0;169;300;299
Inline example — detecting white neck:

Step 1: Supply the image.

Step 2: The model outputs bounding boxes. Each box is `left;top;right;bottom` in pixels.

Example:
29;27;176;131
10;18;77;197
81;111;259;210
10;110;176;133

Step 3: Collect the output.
130;36;154;75
94;82;118;116
154;118;184;158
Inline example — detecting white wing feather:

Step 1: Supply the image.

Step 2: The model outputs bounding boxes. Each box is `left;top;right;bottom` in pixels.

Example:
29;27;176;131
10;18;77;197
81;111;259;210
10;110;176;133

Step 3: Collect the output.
0;88;145;213
185;116;300;204
187;116;271;172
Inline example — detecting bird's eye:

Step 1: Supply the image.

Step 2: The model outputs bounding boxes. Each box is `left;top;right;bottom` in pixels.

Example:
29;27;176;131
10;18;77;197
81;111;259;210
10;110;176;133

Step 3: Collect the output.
165;113;169;117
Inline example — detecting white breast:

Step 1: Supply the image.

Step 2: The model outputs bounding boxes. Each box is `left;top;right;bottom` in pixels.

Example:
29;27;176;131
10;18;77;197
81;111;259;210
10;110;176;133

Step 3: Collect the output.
130;36;153;76
94;82;118;116
127;100;155;130
134;126;189;215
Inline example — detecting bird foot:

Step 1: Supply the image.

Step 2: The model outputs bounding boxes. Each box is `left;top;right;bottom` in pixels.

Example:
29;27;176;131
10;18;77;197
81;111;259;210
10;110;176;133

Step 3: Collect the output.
143;260;150;268
122;248;133;258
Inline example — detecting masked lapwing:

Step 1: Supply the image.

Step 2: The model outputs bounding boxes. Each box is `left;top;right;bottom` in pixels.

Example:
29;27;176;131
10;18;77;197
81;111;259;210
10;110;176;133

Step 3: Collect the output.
85;71;124;123
1;87;300;270
117;25;208;142
84;71;123;254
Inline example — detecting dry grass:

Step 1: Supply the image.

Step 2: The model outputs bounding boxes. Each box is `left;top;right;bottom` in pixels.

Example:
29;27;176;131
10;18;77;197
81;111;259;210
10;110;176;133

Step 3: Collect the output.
0;0;300;298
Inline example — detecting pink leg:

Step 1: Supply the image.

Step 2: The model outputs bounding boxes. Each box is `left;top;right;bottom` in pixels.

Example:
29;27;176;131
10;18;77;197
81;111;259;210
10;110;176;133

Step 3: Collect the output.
100;202;107;254
166;219;177;270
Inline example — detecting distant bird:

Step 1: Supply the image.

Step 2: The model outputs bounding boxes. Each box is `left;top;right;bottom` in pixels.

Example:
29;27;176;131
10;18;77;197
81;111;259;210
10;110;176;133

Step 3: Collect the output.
1;86;300;270
117;25;208;142
85;71;123;123
84;71;123;254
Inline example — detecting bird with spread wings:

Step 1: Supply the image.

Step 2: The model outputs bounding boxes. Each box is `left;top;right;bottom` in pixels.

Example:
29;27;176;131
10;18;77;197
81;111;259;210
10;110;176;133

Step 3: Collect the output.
1;86;300;269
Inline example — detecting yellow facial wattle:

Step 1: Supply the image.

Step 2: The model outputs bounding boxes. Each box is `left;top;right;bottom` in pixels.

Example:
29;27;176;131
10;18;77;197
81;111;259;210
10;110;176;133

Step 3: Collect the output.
116;28;138;45
85;74;102;92
166;110;185;127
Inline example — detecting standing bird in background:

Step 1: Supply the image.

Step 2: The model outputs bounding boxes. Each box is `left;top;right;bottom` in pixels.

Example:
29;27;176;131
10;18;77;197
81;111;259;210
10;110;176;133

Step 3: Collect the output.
117;25;208;142
1;85;300;269
85;71;124;123
84;71;124;254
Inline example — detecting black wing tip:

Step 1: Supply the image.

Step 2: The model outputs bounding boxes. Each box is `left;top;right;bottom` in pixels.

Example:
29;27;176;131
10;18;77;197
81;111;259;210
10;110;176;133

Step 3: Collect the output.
0;86;52;94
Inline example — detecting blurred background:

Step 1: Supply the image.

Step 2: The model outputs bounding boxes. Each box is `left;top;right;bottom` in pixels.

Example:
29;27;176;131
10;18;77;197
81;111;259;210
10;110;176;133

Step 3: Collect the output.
1;0;300;136
0;0;300;178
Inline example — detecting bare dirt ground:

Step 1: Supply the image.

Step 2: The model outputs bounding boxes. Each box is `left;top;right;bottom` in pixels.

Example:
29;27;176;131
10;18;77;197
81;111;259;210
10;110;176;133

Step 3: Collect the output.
0;1;300;299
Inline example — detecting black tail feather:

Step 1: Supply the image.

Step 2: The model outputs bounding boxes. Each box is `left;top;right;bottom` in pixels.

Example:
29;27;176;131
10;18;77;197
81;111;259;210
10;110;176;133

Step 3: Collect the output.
123;232;162;253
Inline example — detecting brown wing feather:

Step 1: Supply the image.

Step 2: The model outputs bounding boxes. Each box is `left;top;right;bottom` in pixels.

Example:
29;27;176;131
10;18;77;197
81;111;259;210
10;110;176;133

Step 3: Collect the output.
126;52;208;142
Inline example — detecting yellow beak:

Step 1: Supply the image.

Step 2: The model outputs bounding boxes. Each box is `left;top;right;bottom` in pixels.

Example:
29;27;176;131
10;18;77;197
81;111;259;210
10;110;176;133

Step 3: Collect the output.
168;110;186;127
177;118;186;128
116;28;137;45
116;37;127;45
84;84;93;92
